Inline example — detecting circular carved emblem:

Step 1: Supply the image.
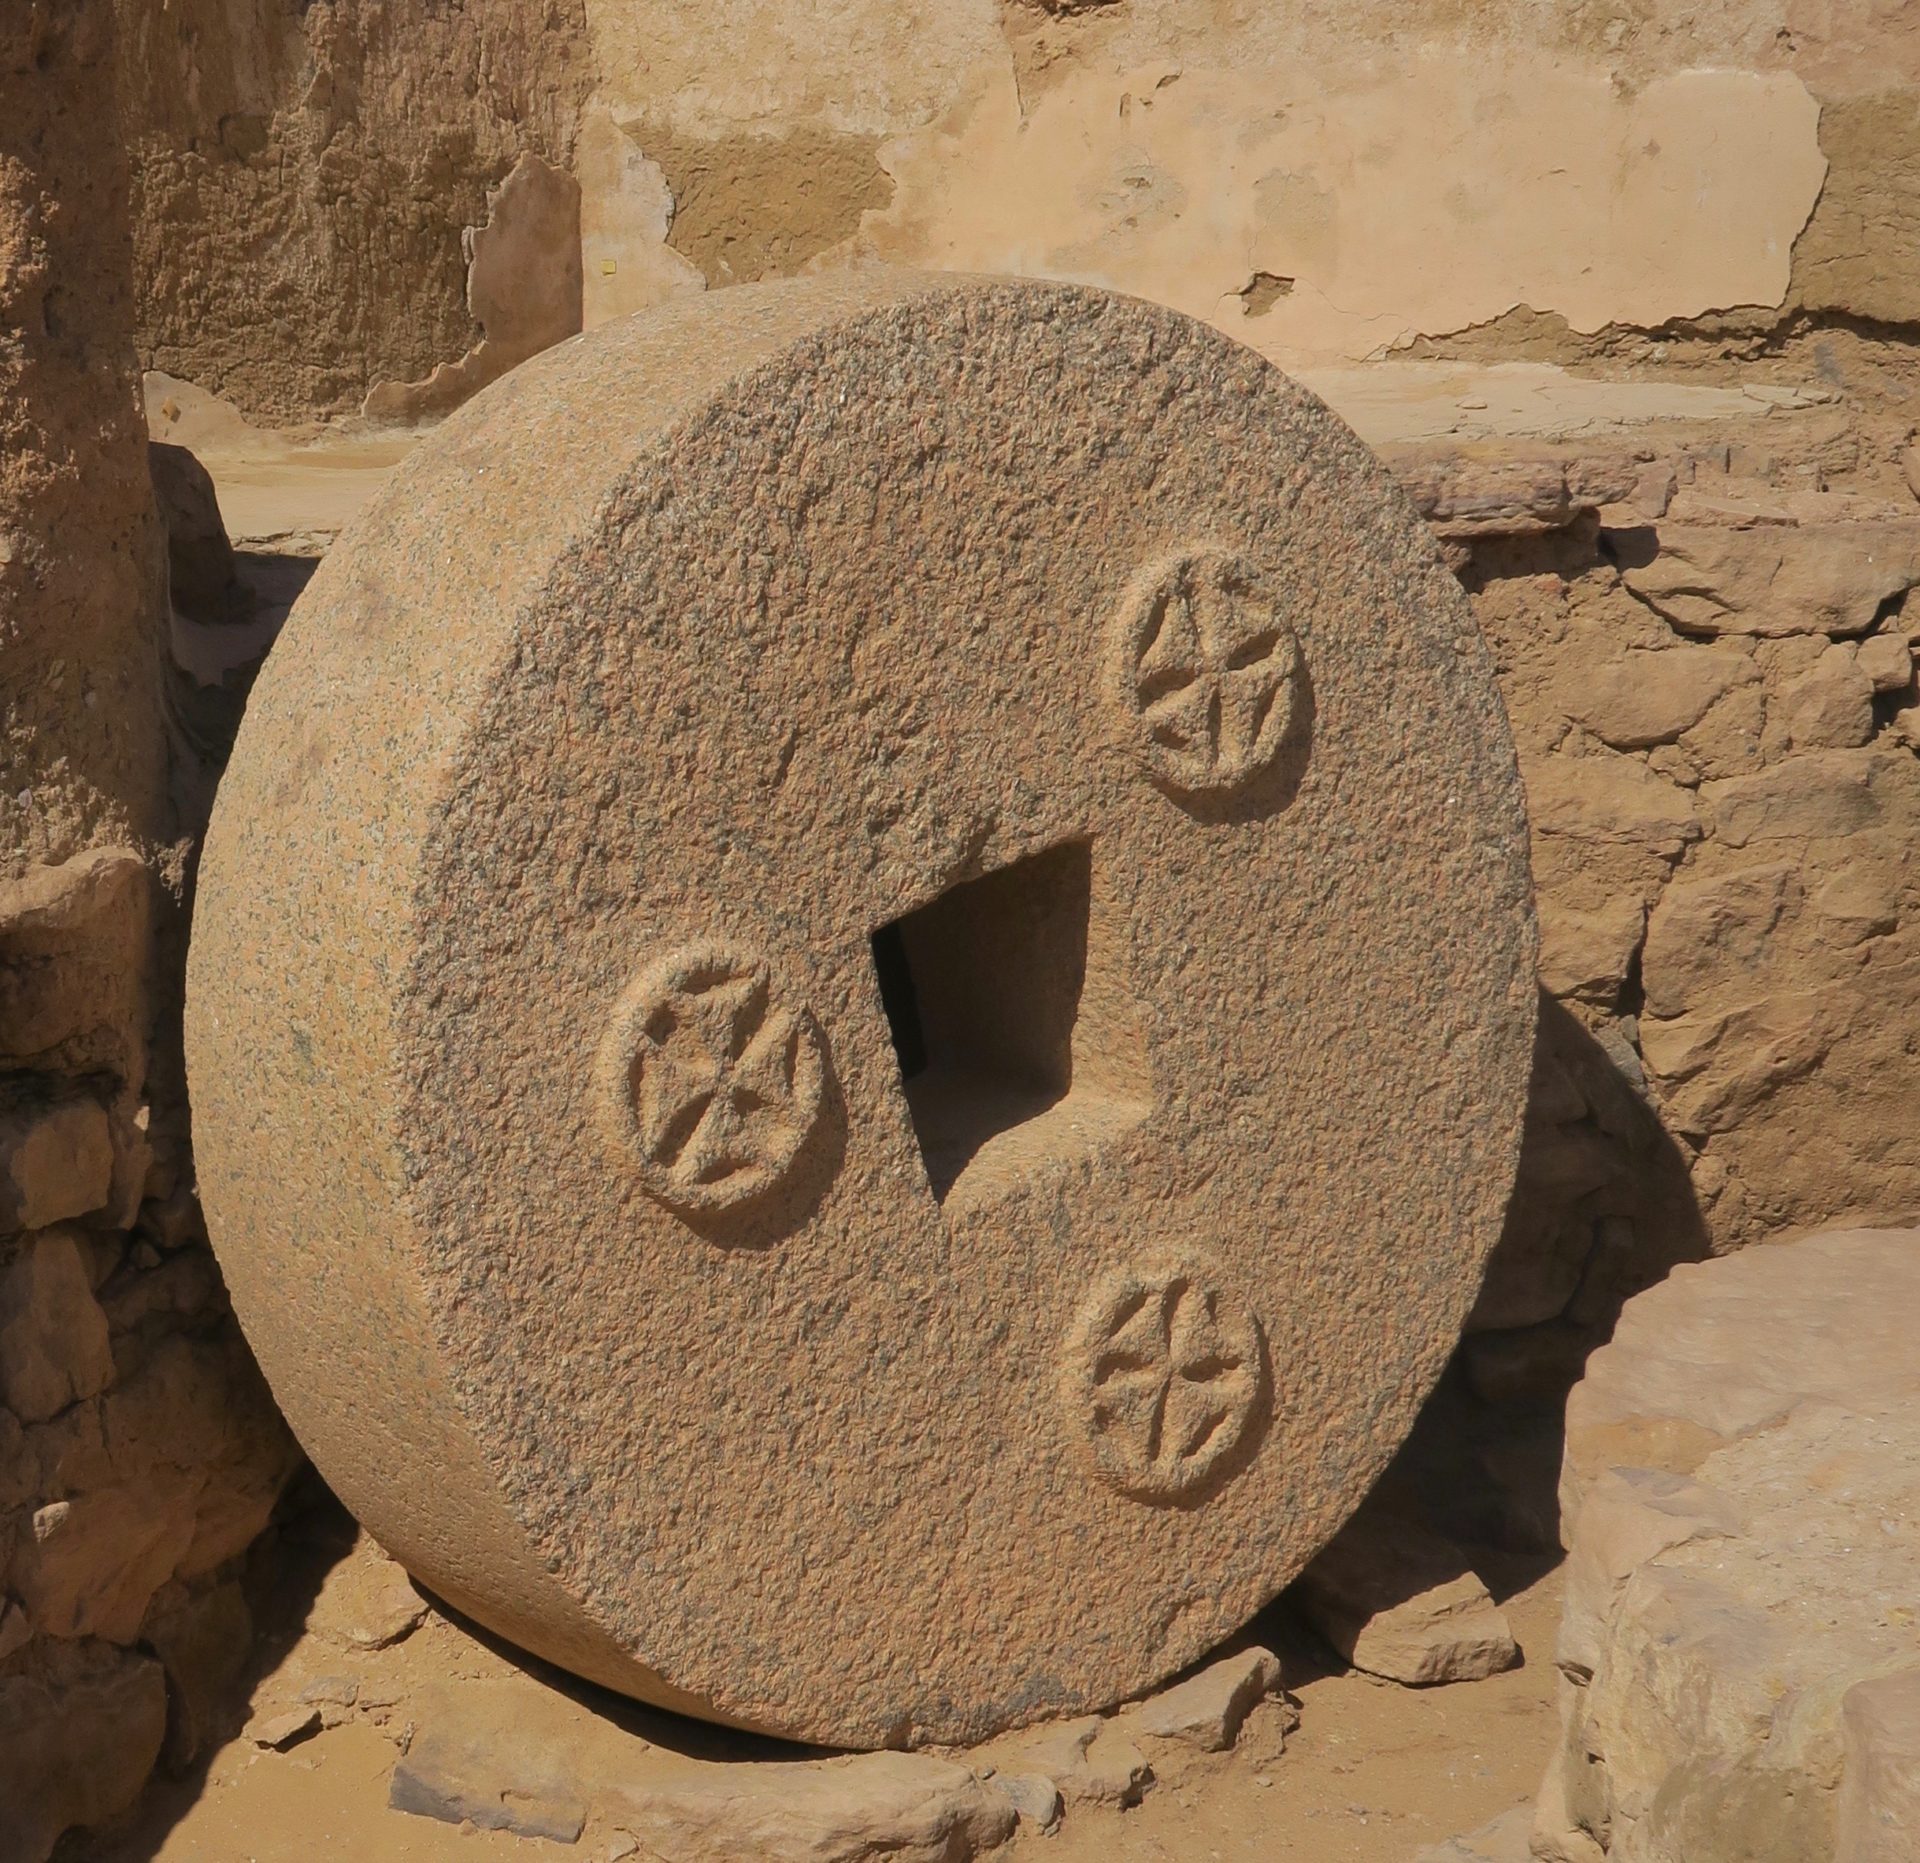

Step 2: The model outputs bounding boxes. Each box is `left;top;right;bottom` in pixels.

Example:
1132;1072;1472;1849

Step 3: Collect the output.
596;942;826;1214
1065;1263;1268;1503
1111;548;1303;795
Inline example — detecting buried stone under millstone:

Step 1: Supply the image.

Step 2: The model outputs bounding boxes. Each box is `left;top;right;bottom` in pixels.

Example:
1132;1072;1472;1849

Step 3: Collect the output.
185;268;1537;1749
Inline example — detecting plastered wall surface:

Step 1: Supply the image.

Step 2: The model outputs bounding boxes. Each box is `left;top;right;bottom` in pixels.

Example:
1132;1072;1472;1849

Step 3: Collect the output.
118;0;1920;416
857;58;1825;366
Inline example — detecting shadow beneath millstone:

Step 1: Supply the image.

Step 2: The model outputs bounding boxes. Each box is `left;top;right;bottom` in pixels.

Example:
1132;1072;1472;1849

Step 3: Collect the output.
1298;989;1711;1592
1267;983;1714;1684
411;1589;842;1764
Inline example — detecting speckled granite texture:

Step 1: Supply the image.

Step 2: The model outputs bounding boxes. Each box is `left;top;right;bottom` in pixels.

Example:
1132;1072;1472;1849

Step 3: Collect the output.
186;270;1536;1747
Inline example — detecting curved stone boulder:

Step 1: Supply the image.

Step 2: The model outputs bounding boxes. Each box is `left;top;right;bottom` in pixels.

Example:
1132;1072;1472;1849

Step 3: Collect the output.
186;270;1535;1747
1539;1227;1920;1862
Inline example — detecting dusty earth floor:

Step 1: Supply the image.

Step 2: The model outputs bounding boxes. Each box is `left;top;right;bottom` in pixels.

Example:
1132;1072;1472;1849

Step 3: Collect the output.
77;1490;1561;1863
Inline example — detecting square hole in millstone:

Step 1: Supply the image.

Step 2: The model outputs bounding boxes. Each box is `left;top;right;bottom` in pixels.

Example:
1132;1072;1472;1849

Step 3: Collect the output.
870;839;1152;1208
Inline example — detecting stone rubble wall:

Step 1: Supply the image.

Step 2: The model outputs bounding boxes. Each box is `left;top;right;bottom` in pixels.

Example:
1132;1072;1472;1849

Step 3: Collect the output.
1410;416;1920;1410
0;10;298;1861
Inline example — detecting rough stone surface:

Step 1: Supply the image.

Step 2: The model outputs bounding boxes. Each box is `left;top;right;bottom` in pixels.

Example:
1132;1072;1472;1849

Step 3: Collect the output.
1292;1507;1520;1686
0;1226;114;1420
988;1771;1062;1833
0;3;169;867
0;15;296;1856
363;152;584;425
1464;427;1920;1303
117;0;593;421
1130;1646;1282;1751
608;1754;1019;1863
0;847;152;1074
246;1704;322;1750
0;1641;167;1863
389;1683;589;1843
1011;1715;1154;1809
0;1098;114;1233
1838;1667;1920;1862
1557;647;1756;750
187;271;1536;1745
1537;1227;1920;1863
1621;518;1920;638
331;1553;429;1650
386;1671;1022;1860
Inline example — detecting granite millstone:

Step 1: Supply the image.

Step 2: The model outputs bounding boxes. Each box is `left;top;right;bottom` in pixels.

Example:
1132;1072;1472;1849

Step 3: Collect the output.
185;270;1537;1748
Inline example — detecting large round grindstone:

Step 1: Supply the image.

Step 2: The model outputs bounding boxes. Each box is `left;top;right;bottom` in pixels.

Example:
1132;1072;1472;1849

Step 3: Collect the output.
186;270;1537;1748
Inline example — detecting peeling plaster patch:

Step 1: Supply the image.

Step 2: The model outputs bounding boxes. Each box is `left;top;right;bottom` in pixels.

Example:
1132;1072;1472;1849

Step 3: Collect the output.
646;128;896;287
363;154;583;426
863;55;1829;366
1238;271;1296;316
575;109;705;330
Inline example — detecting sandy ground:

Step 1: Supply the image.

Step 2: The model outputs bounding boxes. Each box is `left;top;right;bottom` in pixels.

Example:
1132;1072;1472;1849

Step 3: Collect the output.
80;1495;1560;1863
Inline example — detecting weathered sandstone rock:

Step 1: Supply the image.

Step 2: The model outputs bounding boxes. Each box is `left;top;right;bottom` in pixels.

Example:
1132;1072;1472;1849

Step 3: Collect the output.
335;1555;430;1650
1556;646;1756;750
245;1704;322;1751
1522;753;1697;857
1538;1228;1920;1863
1386;442;1638;540
187;270;1536;1745
390;1675;1021;1859
1622;520;1920;638
1640;862;1792;1020
0;1641;166;1863
989;1772;1061;1833
1292;1509;1520;1686
608;1754;1019;1863
1536;894;1645;1003
388;1683;589;1842
0;1227;114;1421
1776;642;1876;750
1701;745;1891;846
0;1098;114;1233
0;5;169;870
1856;628;1916;694
0;848;151;1074
1129;1646;1282;1751
1838;1667;1920;1862
1012;1715;1154;1809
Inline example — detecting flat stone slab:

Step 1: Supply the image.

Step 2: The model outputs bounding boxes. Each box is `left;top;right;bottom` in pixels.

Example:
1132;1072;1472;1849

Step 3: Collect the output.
188;269;1535;1746
1292;1508;1519;1686
1538;1227;1920;1863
